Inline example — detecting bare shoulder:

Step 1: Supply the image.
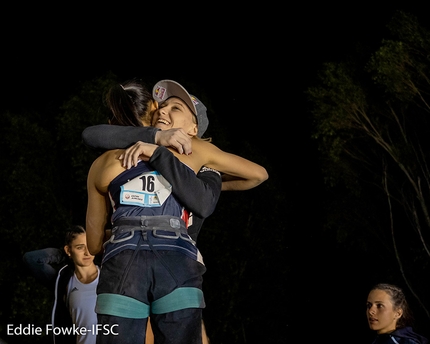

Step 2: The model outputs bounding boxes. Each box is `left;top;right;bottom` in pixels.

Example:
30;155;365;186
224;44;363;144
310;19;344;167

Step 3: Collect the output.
91;149;123;168
98;149;122;161
191;138;222;154
89;149;126;192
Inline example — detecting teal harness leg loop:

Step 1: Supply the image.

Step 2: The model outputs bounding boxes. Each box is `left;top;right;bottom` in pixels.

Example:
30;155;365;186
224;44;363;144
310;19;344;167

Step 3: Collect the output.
96;288;203;318
96;293;150;319
151;287;204;314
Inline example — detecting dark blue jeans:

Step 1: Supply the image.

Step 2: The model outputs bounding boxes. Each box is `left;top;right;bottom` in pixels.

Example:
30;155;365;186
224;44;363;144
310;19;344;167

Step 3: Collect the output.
96;240;206;344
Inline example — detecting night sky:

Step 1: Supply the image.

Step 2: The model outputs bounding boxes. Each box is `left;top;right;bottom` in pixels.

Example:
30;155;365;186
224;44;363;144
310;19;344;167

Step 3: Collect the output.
3;3;430;342
3;5;427;156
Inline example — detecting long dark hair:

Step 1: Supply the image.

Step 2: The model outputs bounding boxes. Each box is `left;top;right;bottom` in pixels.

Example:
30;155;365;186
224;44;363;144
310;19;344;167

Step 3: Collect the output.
371;283;415;328
107;79;153;127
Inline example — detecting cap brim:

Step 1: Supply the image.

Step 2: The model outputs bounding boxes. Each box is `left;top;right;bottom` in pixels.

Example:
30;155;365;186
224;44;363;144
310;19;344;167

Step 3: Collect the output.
152;80;197;115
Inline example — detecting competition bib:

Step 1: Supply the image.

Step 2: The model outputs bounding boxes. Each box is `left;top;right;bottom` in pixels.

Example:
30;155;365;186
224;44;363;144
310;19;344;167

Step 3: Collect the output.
120;171;172;207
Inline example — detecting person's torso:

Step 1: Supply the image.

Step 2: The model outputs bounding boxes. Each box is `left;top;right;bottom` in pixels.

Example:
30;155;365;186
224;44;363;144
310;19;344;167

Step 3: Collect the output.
66;267;99;344
103;161;199;264
109;161;186;223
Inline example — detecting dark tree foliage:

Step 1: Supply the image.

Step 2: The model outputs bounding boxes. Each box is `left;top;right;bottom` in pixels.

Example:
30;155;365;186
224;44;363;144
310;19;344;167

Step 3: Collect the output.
0;72;117;343
0;110;70;343
308;11;430;334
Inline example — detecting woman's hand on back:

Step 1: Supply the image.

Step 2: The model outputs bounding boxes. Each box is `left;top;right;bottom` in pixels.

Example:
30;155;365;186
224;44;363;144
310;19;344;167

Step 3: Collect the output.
119;141;158;169
154;128;192;155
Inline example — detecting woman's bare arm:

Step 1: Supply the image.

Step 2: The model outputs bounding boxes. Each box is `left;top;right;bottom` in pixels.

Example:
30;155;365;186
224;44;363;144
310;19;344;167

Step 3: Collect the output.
120;139;268;191
86;151;123;255
193;140;268;191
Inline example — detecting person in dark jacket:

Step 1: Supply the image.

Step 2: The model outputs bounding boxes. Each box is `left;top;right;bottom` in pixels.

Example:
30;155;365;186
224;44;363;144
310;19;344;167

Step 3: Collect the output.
24;226;99;344
367;283;428;344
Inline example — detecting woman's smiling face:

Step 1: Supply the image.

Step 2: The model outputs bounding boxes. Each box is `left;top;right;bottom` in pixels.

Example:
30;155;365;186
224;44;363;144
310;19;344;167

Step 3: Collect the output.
152;97;198;136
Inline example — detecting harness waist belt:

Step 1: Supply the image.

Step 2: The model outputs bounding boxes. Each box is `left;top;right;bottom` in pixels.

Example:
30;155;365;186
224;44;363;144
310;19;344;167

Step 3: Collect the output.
113;215;188;237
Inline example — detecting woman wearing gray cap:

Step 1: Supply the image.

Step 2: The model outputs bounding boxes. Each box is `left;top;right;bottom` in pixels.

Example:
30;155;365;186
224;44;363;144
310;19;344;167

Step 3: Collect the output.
84;79;268;191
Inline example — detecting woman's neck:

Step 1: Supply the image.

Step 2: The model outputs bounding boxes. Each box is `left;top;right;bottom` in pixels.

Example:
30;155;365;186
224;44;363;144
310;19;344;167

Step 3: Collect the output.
74;263;98;284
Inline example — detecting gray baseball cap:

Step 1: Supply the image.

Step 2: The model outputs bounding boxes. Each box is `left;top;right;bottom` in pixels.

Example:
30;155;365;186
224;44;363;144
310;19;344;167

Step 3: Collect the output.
152;79;209;138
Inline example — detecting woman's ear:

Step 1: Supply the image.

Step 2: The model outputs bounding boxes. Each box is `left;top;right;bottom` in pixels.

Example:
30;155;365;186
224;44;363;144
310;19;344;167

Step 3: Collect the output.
151;100;159;110
188;124;198;137
395;308;403;319
145;100;159;127
64;245;71;257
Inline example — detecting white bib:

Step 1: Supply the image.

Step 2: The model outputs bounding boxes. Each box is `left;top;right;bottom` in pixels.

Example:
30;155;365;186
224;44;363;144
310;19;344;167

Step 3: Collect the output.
120;171;172;207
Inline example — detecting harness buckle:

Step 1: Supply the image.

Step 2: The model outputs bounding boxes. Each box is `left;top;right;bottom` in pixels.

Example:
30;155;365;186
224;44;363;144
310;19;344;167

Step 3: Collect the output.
152;229;180;240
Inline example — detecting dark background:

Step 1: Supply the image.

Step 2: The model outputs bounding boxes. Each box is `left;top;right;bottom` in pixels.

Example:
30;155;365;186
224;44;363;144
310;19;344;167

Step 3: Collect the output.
2;3;430;343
